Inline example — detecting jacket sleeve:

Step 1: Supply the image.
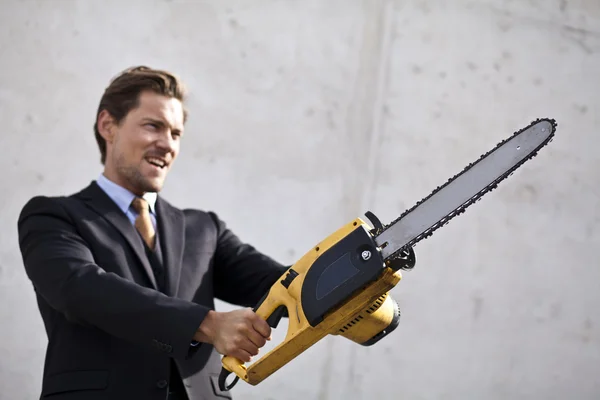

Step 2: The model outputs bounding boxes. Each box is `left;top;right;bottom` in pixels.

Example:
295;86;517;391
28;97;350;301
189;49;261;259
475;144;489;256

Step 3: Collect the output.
208;212;289;308
18;196;207;360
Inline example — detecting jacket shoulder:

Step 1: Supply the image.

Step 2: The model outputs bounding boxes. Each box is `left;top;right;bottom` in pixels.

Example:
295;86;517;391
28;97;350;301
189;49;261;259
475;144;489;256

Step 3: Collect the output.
19;194;67;216
18;190;85;226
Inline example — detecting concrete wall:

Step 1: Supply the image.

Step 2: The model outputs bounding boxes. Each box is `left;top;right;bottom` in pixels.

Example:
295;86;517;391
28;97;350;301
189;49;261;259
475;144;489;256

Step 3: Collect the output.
1;0;598;399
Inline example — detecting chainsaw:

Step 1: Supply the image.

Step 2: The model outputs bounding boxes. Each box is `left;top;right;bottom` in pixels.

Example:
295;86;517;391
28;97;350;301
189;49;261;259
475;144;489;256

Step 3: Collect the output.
218;118;556;391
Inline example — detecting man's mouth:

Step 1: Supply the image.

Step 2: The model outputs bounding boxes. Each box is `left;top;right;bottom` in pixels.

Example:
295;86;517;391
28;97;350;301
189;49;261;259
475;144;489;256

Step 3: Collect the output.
145;156;168;169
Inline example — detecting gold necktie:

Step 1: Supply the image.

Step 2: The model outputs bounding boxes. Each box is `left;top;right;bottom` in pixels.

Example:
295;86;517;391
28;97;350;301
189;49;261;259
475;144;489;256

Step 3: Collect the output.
131;197;156;250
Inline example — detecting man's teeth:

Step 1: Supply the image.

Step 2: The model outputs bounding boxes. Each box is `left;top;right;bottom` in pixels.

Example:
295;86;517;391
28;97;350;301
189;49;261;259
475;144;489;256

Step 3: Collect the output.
147;157;166;168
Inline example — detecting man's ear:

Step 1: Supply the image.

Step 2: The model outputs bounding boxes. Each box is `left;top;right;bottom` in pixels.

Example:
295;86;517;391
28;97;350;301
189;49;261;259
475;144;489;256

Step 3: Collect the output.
97;110;116;143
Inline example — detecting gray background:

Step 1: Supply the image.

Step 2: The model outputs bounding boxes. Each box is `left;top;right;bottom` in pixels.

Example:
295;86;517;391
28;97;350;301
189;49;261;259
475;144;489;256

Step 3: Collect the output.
1;0;599;399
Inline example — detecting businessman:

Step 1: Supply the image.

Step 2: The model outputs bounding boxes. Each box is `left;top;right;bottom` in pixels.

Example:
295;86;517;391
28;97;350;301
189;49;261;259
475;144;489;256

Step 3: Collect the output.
17;66;288;399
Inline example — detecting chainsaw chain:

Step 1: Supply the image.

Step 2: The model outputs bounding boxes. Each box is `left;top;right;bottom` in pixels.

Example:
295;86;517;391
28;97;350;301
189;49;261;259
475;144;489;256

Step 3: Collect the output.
377;118;557;265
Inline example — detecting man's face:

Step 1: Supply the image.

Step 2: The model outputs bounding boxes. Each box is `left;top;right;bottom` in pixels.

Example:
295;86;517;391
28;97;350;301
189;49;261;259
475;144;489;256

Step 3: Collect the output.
99;91;184;195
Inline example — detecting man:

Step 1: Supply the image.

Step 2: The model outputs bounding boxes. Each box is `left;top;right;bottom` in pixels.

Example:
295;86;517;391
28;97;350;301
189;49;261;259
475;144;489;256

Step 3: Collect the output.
17;66;288;399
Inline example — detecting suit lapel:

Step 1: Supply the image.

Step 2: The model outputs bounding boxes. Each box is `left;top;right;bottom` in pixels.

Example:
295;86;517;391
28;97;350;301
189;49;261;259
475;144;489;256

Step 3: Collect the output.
156;197;185;297
76;182;159;290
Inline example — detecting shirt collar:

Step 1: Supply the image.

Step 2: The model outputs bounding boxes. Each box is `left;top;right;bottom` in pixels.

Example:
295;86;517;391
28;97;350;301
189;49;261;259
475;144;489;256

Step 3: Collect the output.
96;174;157;215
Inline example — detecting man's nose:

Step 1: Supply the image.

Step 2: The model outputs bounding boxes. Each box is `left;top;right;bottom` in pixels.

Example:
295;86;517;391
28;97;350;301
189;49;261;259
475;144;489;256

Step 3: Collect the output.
156;132;176;152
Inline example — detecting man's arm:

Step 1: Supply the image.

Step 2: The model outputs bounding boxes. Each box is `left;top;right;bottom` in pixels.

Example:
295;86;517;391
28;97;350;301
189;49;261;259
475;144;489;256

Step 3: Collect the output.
183;212;289;362
208;211;289;308
18;196;207;360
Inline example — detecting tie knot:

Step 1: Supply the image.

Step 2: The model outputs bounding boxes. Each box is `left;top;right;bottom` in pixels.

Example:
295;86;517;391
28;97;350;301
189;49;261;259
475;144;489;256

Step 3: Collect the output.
131;197;149;214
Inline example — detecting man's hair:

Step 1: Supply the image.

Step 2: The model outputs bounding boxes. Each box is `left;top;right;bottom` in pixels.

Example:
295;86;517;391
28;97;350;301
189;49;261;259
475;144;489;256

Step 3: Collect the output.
94;65;188;164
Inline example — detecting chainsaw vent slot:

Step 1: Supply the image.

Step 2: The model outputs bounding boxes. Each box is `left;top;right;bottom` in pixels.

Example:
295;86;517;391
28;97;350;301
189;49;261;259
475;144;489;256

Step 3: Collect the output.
338;314;364;333
366;295;386;314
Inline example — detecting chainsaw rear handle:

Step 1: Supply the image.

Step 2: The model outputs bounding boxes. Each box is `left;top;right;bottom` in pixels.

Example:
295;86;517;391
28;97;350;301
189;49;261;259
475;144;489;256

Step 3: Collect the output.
218;287;286;391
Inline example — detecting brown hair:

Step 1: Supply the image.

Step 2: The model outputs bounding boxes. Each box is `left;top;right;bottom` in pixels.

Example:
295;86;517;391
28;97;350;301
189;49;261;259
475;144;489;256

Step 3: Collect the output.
94;66;188;164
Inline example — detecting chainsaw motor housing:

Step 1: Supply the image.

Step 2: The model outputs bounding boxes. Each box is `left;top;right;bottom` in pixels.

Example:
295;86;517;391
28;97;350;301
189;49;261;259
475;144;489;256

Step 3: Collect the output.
335;291;401;346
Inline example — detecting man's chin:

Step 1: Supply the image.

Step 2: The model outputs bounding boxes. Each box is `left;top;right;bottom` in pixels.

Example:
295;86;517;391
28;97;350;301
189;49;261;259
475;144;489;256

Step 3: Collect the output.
140;177;165;194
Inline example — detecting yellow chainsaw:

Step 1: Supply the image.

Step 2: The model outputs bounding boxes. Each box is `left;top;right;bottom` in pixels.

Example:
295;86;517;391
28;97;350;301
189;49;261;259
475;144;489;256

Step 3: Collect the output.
219;118;556;391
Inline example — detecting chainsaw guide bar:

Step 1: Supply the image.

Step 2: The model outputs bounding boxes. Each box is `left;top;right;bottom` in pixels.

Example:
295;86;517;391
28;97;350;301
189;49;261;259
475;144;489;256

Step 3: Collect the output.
374;118;556;264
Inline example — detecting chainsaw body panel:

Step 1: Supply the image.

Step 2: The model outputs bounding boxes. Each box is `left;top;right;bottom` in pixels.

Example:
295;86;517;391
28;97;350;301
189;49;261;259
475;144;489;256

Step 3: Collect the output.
301;224;385;327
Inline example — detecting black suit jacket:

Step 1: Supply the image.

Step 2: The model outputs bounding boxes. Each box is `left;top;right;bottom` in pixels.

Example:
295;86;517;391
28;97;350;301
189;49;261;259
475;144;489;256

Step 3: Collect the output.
17;181;288;400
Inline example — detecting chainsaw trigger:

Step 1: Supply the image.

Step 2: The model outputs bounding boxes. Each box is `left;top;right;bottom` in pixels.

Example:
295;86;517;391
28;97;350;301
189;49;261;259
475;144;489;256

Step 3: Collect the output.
266;305;287;329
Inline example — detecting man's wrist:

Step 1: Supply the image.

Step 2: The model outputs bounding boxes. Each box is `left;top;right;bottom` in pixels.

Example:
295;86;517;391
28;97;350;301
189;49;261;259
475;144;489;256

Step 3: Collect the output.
194;309;217;344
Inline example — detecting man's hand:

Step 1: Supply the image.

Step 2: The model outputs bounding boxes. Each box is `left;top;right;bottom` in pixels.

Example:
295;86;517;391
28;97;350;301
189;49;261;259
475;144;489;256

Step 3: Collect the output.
194;308;271;362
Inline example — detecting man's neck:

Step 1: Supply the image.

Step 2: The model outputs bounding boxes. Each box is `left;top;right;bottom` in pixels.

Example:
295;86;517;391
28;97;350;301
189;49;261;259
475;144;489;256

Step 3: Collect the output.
101;171;145;197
